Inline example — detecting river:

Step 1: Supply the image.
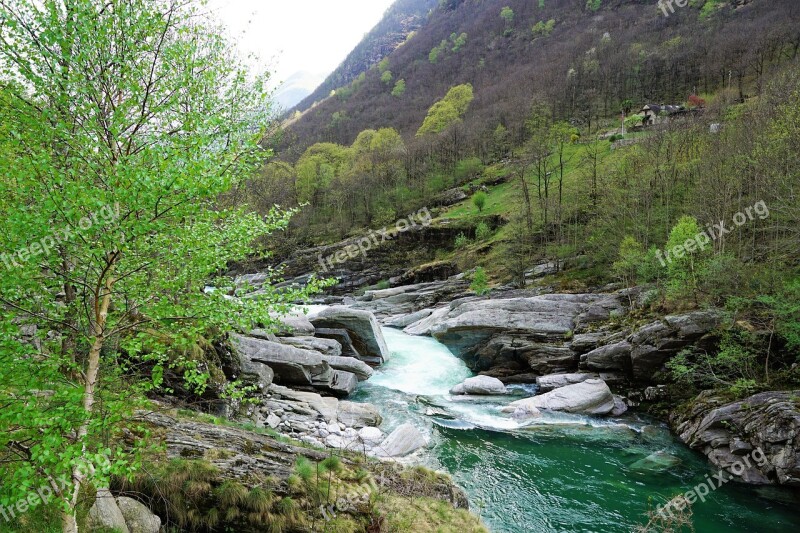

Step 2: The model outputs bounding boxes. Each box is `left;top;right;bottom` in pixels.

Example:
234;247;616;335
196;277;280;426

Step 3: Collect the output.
350;327;800;532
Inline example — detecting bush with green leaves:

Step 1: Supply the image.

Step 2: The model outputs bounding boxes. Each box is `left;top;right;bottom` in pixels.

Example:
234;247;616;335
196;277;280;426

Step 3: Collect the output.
475;222;492;241
472;191;488;212
470;267;491;295
454;232;471;248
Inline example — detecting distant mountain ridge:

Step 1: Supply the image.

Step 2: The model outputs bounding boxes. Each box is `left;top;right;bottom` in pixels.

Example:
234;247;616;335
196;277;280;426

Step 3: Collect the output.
290;0;438;114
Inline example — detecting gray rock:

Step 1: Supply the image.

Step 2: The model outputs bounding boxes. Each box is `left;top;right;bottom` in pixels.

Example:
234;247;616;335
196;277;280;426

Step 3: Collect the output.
270;385;339;422
117;496;161;533
337;401;382;428
270;310;316;336
385;308;434;328
535;372;599;393
449;376;507;395
630;451;682;473
231;334;331;386
266;413;281;429
314;328;361;358
317;370;359;398
505;379;616;415
280;336;342;357
582;341;632;372
87;488;130;533
320;355;374;381
311;307;389;364
374;424;427;457
672;390;800;486
358;426;384;445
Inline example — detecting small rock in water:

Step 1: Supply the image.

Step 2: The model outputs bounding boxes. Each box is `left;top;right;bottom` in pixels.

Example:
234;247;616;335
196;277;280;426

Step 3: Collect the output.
450;376;508;396
630;451;682;473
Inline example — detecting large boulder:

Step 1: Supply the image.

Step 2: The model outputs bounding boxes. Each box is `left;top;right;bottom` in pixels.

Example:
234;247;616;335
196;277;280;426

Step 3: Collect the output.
317;370;359;398
337;401;383;428
117;497;161;533
504;379;616;415
87;488;130;533
231;334;332;386
374;424;427;457
405;295;621;378
270;385;339;422
582;342;632;372
672;390;800;486
311;307;389;365
535;372;599;393
320;355;374;381
270;310;316;336
450;376;507;396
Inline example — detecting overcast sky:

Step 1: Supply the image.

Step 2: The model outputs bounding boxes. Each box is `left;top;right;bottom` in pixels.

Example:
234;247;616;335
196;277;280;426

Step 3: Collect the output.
209;0;396;85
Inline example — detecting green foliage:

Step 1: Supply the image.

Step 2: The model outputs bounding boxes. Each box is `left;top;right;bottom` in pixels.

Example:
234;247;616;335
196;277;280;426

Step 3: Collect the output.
0;1;329;525
668;331;762;396
451;32;468;52
586;0;602;12
417;84;474;136
531;19;555;38
455;157;485;181
391;79;407;97
500;6;514;24
377;57;390;73
475;221;492;240
472;191;488;212
612;236;646;287
381;70;393;85
470;267;491;295
664;216;712;300
454;232;471;249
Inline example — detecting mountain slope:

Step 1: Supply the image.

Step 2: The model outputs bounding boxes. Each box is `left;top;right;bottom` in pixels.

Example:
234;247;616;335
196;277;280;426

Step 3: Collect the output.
291;0;438;115
285;0;800;150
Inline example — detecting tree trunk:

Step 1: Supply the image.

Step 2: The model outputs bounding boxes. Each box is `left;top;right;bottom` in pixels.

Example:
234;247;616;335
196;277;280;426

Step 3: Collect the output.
63;261;116;533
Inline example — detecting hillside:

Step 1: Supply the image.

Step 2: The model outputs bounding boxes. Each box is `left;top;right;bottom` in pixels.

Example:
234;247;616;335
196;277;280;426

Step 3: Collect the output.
284;0;800;152
290;0;438;115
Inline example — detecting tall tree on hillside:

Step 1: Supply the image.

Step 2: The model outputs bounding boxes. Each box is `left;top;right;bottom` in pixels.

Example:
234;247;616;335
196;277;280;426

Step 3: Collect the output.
0;1;326;531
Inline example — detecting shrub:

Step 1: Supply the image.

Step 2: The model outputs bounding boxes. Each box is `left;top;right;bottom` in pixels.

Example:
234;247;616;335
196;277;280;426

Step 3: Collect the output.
470;267;490;295
454;232;470;248
472;191;488;212
475;221;492;240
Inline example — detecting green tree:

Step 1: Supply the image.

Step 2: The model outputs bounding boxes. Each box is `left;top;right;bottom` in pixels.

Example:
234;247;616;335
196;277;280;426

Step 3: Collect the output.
416;84;474;136
0;2;327;530
500;6;514;24
470;267;491;295
472;191;488;212
612;236;646;288
295;143;352;205
381;70;393;85
391;79;407;97
664;216;711;300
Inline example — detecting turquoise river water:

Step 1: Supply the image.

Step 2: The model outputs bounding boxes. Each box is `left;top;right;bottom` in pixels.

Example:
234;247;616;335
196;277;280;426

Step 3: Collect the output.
350;327;800;533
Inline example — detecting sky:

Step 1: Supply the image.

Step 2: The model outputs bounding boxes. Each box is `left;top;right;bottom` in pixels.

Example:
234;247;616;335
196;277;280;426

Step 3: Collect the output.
209;0;396;86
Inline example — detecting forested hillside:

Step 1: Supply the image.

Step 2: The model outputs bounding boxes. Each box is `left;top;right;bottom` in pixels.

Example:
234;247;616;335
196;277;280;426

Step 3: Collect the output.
284;0;800;154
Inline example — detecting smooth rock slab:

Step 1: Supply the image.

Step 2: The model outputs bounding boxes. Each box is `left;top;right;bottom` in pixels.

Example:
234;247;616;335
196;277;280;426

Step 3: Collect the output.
231;334;331;386
535;372;599;393
311;307;389;364
450;376;508;396
505;379;616;415
374;423;427;457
